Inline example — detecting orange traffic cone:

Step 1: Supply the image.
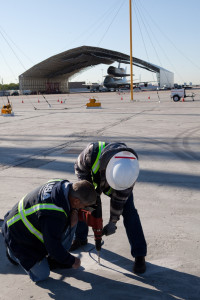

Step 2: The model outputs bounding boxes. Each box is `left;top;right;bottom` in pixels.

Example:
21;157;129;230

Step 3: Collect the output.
61;100;63;104
148;96;150;100
182;98;185;102
22;100;24;103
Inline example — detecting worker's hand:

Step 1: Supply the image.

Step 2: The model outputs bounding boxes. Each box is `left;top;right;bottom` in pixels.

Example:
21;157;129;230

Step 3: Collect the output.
72;257;81;269
102;222;117;236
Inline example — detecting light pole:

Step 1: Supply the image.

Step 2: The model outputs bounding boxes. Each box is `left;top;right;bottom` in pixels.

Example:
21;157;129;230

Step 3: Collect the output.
129;0;133;101
1;77;4;96
20;75;23;95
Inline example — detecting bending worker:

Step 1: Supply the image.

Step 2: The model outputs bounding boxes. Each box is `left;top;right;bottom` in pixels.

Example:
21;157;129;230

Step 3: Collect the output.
70;141;147;274
2;179;96;282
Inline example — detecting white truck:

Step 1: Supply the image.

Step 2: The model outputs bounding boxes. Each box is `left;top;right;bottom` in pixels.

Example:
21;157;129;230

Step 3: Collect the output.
171;88;195;102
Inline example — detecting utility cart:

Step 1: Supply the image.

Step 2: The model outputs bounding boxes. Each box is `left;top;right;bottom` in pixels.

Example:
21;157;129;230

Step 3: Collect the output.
171;88;195;102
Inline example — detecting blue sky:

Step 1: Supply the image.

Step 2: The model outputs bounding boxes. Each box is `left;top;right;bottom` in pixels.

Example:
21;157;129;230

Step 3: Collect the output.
0;0;200;84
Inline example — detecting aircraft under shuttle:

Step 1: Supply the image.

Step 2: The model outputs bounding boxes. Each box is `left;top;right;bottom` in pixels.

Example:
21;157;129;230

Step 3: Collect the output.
103;64;130;90
103;64;158;91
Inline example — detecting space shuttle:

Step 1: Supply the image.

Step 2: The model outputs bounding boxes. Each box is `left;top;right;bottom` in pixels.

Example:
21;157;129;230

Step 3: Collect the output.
103;64;130;90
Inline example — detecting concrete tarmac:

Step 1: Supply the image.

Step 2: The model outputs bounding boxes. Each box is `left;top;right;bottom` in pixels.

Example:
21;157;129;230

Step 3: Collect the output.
0;90;200;299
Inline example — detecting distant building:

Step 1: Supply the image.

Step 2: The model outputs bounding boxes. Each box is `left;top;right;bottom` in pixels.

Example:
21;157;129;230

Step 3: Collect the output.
157;68;174;89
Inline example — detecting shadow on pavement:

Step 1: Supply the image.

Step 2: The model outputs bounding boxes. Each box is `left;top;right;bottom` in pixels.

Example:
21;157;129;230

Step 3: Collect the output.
37;247;200;300
1;223;199;300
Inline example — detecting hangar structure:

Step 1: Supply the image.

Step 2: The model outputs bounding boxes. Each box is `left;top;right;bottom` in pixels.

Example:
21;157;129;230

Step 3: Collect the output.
19;46;174;94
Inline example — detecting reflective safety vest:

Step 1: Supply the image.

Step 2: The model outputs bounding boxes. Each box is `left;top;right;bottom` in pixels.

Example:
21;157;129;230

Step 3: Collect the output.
6;179;68;243
91;141;106;174
91;141;112;196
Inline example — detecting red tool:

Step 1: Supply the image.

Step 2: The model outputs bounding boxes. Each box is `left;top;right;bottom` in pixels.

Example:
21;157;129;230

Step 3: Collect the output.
78;200;103;263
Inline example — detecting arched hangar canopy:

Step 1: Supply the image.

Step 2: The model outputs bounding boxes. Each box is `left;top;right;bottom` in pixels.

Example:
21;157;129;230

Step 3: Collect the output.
20;45;160;79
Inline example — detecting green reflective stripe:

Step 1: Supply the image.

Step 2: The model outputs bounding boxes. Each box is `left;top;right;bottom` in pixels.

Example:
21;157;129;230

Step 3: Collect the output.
91;173;97;188
47;179;63;183
25;203;67;217
7;213;21;227
105;187;112;196
92;142;105;174
7;203;67;226
18;198;44;243
7;183;68;243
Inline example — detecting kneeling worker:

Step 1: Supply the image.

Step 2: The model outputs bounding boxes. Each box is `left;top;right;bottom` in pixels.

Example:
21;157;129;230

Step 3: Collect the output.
2;179;96;282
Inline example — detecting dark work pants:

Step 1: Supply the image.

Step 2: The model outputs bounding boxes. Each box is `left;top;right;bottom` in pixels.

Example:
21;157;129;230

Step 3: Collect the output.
75;193;147;258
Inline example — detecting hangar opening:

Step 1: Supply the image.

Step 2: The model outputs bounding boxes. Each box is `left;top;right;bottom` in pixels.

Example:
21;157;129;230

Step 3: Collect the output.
19;46;174;94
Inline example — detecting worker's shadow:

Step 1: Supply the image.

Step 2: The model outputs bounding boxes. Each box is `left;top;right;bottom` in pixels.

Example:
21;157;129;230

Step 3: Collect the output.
0;227;199;300
37;245;200;300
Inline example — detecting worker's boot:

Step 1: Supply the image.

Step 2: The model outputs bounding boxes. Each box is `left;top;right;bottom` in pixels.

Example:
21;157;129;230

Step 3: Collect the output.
69;239;88;251
133;256;146;274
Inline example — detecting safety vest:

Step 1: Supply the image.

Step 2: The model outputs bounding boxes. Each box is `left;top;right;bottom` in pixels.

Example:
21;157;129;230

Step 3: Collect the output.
91;141;106;174
91;141;112;196
6;179;68;243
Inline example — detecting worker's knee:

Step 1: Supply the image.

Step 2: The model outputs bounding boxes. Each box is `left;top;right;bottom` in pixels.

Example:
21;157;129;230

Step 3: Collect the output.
28;258;50;282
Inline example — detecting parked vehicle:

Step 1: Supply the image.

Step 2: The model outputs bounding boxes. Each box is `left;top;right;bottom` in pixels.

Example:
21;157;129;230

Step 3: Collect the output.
11;91;19;96
22;90;31;95
171;88;195;102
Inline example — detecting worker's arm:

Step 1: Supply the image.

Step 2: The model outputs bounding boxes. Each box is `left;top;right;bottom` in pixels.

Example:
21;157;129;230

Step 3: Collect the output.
103;189;132;236
74;143;94;182
40;216;76;267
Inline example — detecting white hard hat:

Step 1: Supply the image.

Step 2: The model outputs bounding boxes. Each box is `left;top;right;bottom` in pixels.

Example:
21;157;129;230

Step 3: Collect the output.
105;151;139;190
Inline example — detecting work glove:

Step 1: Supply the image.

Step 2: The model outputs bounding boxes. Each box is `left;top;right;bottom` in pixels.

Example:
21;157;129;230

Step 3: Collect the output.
102;222;117;236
